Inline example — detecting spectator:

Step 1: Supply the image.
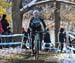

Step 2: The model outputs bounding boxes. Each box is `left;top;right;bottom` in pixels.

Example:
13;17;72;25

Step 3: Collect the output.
0;14;9;48
0;16;3;34
22;28;28;49
0;16;3;47
44;28;51;51
59;28;66;52
1;14;9;34
28;10;46;55
44;28;51;43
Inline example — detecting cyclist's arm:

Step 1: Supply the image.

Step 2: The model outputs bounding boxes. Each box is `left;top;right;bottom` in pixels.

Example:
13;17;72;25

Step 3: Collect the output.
29;18;33;29
40;18;46;29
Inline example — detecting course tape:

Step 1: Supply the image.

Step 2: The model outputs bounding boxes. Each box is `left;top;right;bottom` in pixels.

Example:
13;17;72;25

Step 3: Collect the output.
67;46;75;51
0;42;24;45
0;34;24;37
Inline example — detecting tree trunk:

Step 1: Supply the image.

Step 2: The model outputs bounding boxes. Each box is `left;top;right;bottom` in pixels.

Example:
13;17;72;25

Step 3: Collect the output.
54;1;60;47
12;0;22;34
12;0;23;41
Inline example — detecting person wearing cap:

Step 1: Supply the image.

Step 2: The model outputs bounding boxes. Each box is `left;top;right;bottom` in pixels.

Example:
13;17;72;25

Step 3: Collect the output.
28;10;46;55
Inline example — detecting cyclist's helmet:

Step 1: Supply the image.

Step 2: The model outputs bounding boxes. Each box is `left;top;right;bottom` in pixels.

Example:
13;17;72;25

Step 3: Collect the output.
33;10;40;17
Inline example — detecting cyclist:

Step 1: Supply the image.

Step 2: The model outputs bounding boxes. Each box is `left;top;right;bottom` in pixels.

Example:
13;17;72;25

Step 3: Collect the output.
28;10;47;55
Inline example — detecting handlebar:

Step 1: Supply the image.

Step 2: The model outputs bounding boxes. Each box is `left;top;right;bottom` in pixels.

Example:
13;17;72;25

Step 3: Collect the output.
34;30;48;33
28;27;49;33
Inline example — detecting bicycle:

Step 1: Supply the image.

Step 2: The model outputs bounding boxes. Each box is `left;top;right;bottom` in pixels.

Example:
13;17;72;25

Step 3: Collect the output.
33;30;47;60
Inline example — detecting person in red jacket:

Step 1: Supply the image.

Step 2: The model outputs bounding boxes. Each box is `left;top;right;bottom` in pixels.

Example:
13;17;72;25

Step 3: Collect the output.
0;16;3;34
0;16;4;48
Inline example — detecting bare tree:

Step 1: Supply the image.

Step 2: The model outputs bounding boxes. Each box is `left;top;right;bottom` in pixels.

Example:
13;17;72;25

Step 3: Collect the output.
12;0;23;41
54;1;60;47
12;0;75;43
12;0;22;34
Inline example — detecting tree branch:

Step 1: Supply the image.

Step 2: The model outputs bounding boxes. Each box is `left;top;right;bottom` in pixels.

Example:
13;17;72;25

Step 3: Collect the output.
58;0;75;5
20;0;37;12
20;0;55;14
20;0;75;15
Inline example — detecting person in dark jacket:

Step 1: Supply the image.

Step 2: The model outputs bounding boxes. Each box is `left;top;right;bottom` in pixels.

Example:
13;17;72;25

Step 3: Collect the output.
44;28;51;51
44;28;51;43
28;10;46;54
1;14;9;34
1;14;9;48
59;28;66;52
22;28;28;49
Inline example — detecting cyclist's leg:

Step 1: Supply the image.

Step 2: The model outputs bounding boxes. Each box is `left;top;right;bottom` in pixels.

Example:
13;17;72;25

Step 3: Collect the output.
31;32;35;54
37;28;42;50
39;32;43;50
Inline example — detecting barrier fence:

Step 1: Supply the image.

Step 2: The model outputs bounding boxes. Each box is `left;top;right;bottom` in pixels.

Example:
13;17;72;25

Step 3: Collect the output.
0;34;24;48
0;31;75;53
66;31;75;53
